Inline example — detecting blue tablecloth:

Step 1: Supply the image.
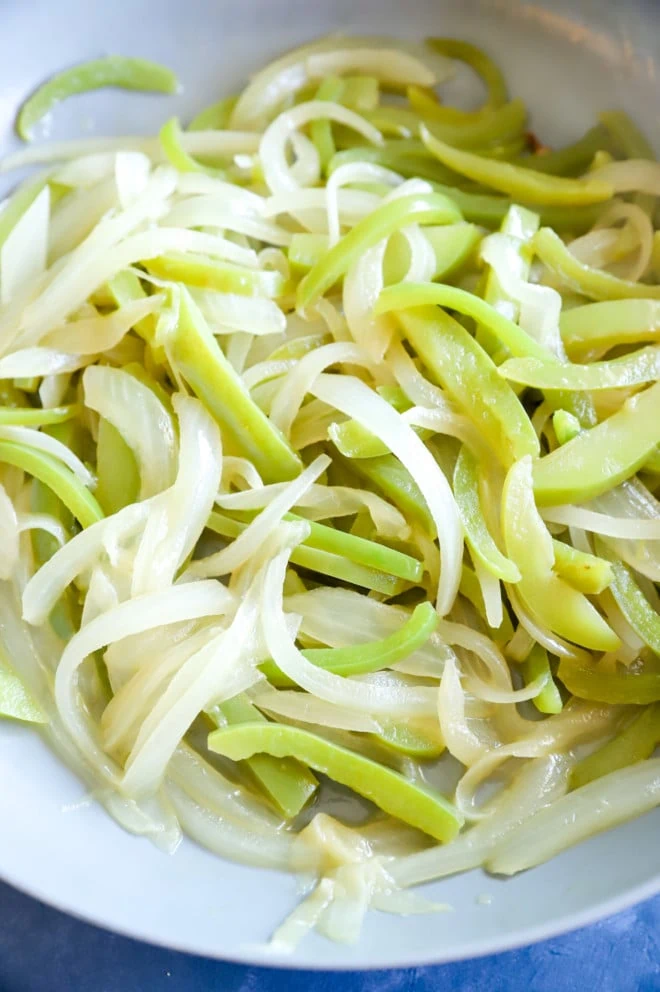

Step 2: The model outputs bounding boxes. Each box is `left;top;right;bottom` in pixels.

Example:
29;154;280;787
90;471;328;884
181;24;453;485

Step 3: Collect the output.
1;881;659;992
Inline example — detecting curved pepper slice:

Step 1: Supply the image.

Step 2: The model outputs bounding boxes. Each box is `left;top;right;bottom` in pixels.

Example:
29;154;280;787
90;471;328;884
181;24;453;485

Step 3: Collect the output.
296;193;461;309
0;405;79;427
206;695;318;819
208;722;463;843
260;601;438;686
570;704;660;790
167;288;301;483
0;439;102;529
500;346;660;392
558;658;660;705
17;56;178;141
534;227;660;301
395;306;539;467
160;117;224;176
595;539;660;655
522;644;562;715
502;456;619;652
426;38;508;108
453;447;520;583
533;382;660;506
551;541;613;596
559;300;660;359
421;128;613;205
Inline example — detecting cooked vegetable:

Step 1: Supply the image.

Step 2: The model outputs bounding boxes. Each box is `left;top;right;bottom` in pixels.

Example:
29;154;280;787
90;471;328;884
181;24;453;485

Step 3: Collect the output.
208;723;462;842
2;34;660;955
17;56;178;141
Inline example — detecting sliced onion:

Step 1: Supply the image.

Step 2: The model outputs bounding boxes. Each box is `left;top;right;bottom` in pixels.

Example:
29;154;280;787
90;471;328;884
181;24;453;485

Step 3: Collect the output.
0;425;94;487
541;504;660;540
1;185;50;305
326;162;402;246
260;101;382;195
53;580;233;776
84;365;177;499
269;342;371;437
230;36;441;130
0;483;19;579
488;757;660;875
311;373;463;615
262;546;437;716
130;396;222;595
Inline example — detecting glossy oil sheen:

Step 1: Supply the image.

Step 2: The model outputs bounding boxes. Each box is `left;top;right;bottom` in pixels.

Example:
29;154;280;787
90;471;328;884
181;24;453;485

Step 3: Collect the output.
1;0;660;969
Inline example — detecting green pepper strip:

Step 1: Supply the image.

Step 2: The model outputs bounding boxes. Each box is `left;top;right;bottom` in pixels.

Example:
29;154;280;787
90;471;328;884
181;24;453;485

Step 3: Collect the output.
533;382;660;506
31;425;82;641
0;404;79;427
376;280;547;361
570;704;660;790
515;124;610;176
288;234;330;276
426;38;508;107
522;644;562;715
560;300;660;359
347;454;435;536
534;227;660;302
296;192;461;309
291;224;479;284
260;601;437;687
558;658;660;705
0;176;48;252
421;128;614;205
340;76;379;112
168;288;300;483
370;99;527;149
552;409;582;446
374;722;444;760
0;654;46;724
106;271;160;351
17;56;178;141
206;695;318;818
159;117;224;176
95;418;140;516
500;346;660;392
429;183;604;233
595;540;660;655
288;514;422;583
0;440;102;529
310;76;344;173
453;447;520;583
551;540;613;595
502;457;619;652
206;512;408;597
329;401;432;458
145;252;285;299
424;224;482;280
208;723;463;843
329;142;460;186
208;508;422;583
395;306;539;467
600;110;655;161
188;95;237;132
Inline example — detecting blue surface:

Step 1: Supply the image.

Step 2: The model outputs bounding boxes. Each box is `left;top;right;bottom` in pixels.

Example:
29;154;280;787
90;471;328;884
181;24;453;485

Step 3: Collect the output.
1;882;659;992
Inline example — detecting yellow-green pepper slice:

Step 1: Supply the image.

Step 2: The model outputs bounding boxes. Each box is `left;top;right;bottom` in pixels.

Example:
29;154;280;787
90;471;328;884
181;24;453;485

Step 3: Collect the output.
17;56;178;141
502;456;619;652
208;722;463;843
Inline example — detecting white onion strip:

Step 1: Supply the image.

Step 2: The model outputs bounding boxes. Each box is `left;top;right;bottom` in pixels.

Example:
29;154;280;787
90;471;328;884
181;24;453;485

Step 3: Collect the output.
311;373;463;614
